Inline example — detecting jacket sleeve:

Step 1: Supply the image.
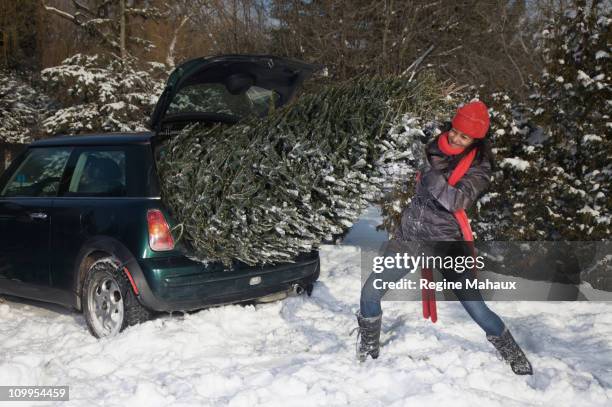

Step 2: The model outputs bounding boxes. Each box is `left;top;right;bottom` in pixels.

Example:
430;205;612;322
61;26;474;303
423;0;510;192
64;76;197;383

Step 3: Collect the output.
420;160;492;212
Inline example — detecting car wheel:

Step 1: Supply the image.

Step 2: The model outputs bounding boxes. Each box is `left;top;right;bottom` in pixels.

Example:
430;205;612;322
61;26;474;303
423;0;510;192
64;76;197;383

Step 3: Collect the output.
82;257;152;338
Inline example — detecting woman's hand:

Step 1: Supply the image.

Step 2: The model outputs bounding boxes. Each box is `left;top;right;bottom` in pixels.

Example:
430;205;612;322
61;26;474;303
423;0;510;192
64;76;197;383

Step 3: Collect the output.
427;154;449;171
421;163;492;212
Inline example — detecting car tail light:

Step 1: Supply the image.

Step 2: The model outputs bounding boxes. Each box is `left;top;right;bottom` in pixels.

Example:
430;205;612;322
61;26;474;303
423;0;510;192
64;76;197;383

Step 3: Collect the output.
147;209;175;251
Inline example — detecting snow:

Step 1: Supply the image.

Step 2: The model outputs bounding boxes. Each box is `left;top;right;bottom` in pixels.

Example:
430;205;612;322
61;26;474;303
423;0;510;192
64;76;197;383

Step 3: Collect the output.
500;157;530;171
578;205;600;217
478;192;499;205
595;50;609;60
1;241;611;406
582;134;602;143
577;70;594;86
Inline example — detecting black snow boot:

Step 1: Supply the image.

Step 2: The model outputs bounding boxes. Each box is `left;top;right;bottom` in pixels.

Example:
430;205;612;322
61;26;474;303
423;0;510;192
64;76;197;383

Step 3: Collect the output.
355;311;382;362
487;328;533;375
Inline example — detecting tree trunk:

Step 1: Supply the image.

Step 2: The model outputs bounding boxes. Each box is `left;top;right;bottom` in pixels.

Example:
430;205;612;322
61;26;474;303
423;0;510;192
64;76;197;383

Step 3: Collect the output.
381;0;393;75
166;16;189;68
120;0;126;61
232;0;238;52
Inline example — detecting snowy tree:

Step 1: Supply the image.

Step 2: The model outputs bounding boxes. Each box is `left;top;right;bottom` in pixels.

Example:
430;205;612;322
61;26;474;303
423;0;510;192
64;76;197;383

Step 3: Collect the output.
40;53;165;135
0;70;53;143
528;0;610;239
472;92;552;240
469;1;611;241
475;92;611;242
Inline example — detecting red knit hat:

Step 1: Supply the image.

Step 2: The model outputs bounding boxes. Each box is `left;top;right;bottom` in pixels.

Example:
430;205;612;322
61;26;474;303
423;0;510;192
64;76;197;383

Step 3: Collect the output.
451;100;490;139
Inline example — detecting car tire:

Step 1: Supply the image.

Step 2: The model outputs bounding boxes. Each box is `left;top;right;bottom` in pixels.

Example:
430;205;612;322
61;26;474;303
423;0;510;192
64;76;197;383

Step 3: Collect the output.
82;256;152;338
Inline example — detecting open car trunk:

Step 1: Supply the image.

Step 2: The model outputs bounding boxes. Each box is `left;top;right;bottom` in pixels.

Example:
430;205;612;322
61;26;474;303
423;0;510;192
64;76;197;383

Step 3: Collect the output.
150;54;318;133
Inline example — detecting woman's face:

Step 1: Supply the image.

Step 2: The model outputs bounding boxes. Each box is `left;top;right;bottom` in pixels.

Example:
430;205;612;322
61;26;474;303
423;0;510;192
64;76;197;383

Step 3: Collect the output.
448;128;475;148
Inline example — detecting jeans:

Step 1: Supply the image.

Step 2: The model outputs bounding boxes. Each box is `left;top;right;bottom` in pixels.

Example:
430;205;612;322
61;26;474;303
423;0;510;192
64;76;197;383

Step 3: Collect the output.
360;240;506;337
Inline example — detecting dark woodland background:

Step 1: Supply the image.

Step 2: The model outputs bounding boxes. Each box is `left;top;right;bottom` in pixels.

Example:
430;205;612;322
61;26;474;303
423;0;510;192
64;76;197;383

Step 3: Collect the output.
2;0;563;93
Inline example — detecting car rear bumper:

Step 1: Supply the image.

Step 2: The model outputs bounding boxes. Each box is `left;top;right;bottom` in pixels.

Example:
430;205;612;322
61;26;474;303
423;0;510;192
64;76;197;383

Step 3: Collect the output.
126;251;320;312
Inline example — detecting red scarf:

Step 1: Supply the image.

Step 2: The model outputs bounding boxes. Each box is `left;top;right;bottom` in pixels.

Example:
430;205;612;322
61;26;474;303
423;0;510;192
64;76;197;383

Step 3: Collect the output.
437;132;477;239
420;132;478;323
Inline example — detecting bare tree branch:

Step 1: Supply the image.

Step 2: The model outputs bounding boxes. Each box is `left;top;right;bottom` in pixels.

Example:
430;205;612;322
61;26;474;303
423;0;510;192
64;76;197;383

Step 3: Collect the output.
401;44;435;78
40;0;76;23
41;0;121;53
72;0;95;17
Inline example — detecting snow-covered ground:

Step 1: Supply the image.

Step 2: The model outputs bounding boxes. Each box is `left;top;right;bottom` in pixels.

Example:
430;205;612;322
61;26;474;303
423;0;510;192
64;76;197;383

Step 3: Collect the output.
1;243;611;406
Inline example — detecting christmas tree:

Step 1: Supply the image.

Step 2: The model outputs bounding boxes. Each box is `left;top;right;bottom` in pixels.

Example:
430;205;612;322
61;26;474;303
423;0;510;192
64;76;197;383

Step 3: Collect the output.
156;73;451;266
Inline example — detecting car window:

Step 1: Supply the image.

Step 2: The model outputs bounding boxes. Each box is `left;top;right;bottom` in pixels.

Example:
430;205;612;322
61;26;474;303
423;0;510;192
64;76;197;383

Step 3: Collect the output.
0;147;72;198
67;150;126;197
167;83;279;119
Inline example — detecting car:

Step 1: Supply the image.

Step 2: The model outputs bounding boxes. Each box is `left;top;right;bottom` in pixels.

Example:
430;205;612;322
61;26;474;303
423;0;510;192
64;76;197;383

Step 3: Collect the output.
0;55;321;338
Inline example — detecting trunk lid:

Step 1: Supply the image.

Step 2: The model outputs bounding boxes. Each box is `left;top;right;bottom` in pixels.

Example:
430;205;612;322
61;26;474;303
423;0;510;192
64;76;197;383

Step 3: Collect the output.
150;54;318;132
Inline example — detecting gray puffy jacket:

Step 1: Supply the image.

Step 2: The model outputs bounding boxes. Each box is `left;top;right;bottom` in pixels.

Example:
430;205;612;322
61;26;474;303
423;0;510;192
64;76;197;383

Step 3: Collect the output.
396;137;492;241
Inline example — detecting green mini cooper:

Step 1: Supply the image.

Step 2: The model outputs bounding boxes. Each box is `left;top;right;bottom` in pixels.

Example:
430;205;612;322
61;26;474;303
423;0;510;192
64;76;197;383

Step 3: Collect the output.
0;55;320;338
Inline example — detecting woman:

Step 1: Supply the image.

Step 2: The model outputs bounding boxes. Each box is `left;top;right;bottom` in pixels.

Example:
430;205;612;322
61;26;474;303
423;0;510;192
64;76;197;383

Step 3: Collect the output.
356;101;533;375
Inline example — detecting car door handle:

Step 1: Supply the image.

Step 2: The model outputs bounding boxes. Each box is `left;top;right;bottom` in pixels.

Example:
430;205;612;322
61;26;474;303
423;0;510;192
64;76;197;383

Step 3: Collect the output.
29;212;48;220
